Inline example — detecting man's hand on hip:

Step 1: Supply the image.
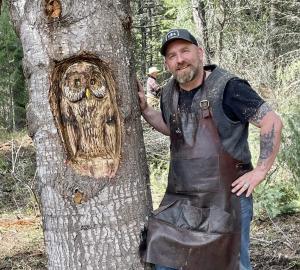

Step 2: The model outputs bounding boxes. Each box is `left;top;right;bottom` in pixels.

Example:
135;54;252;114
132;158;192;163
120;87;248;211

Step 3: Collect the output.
231;168;267;197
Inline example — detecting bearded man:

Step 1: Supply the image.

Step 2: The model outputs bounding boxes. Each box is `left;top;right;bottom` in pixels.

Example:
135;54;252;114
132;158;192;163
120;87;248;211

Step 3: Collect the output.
138;29;282;270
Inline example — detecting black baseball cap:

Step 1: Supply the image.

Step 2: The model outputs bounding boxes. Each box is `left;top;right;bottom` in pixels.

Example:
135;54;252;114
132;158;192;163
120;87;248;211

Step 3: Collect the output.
160;29;198;56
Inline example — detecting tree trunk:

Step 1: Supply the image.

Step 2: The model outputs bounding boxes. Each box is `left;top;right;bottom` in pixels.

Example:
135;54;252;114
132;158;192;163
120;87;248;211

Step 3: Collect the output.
9;1;152;269
191;0;212;64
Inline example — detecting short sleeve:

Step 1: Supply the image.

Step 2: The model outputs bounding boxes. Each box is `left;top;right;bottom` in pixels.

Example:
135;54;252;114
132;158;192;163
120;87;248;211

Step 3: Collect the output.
223;79;265;123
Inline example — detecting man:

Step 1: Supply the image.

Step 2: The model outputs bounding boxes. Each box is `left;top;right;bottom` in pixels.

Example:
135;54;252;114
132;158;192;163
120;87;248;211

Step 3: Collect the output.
146;66;161;108
138;29;282;270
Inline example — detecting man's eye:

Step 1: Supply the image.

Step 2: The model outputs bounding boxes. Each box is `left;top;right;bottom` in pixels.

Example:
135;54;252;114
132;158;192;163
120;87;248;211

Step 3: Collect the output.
74;79;81;87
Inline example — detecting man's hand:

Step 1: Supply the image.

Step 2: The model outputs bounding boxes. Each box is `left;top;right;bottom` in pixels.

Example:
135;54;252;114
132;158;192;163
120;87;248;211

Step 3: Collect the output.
231;168;266;197
136;78;170;136
137;79;148;112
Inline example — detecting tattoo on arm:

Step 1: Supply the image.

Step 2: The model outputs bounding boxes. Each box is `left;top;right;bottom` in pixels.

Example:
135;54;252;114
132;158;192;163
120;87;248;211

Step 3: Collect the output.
258;124;275;165
250;103;272;125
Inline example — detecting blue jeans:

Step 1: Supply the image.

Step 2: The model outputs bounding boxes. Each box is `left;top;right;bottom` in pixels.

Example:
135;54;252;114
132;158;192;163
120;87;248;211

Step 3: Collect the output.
240;195;253;270
155;195;253;270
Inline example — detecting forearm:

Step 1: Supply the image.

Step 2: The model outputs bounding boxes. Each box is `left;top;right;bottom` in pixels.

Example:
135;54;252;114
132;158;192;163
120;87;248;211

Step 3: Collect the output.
142;106;170;136
137;79;169;135
254;112;283;176
232;103;283;197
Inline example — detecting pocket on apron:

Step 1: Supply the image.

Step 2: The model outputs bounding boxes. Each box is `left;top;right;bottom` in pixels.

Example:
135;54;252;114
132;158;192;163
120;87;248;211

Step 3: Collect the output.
153;200;210;232
208;206;235;233
171;156;220;193
177;204;209;231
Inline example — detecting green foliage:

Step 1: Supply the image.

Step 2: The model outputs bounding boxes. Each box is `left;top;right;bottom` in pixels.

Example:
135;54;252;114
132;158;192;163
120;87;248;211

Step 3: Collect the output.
0;133;37;214
0;153;8;172
0;0;27;131
132;0;196;84
161;0;194;31
276;52;300;192
149;159;168;208
248;109;300;218
279;113;300;191
131;1;165;81
0;129;28;144
254;177;300;218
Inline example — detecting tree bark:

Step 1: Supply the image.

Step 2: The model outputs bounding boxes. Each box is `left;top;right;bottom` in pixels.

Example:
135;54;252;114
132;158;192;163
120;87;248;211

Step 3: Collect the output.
9;1;152;269
191;0;212;64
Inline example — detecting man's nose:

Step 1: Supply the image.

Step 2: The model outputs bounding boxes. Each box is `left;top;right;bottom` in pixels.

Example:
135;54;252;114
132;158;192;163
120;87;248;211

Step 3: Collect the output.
176;53;184;64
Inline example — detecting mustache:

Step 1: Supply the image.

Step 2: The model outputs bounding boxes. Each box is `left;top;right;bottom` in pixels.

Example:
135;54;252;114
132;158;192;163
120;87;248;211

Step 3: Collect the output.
176;63;190;70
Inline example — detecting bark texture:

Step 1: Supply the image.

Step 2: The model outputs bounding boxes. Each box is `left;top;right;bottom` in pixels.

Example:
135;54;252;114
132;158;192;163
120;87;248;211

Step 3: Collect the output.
192;0;212;64
9;0;152;269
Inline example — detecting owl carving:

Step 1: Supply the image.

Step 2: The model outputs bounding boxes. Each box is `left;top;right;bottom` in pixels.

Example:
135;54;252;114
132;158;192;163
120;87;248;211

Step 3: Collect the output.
50;61;121;178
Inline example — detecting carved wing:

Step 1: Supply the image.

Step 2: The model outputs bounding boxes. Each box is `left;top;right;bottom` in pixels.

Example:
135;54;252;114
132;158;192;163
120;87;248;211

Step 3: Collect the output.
60;97;79;158
103;106;118;158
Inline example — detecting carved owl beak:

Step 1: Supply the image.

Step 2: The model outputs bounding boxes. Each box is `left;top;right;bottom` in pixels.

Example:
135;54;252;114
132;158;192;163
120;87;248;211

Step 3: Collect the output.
85;88;91;98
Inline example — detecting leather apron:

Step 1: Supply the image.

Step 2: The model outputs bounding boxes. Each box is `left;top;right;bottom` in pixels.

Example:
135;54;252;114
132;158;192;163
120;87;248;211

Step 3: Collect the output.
143;81;251;270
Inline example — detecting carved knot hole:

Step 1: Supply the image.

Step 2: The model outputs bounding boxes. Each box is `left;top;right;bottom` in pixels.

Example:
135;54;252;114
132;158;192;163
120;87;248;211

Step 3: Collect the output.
45;0;62;19
73;188;85;204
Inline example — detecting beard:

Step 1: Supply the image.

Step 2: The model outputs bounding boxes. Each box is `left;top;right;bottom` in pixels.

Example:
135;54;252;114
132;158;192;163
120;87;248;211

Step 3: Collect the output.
173;64;200;84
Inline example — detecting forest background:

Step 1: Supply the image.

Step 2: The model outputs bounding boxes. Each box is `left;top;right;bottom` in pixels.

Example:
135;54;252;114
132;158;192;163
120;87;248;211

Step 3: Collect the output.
0;0;299;269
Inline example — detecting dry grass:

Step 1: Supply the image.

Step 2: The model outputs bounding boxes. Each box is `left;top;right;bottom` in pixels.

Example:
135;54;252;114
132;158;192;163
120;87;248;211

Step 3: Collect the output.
0;215;46;270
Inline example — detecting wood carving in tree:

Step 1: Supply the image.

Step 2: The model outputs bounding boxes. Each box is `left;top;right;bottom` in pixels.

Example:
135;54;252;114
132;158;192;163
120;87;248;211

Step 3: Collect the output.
8;0;152;269
49;57;121;178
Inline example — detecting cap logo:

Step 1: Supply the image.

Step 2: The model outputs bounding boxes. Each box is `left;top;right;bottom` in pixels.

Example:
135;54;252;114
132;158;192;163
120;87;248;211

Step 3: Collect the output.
166;30;179;41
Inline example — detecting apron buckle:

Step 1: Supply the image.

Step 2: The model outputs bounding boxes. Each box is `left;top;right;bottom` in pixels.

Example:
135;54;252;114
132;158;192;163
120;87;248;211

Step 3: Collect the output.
200;100;210;109
200;100;210;118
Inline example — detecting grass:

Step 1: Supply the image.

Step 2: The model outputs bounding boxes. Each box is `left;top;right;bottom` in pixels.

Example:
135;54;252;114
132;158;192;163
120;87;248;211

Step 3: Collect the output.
0;129;28;145
0;214;46;270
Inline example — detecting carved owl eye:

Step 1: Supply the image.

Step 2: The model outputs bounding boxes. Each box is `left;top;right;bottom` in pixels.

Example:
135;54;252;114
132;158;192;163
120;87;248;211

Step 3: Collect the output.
89;75;107;98
74;79;81;87
91;85;106;98
62;75;85;102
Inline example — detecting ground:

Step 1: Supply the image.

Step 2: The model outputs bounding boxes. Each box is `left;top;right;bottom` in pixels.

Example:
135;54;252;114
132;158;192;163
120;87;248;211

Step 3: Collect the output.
0;213;299;269
250;213;300;269
0;215;46;269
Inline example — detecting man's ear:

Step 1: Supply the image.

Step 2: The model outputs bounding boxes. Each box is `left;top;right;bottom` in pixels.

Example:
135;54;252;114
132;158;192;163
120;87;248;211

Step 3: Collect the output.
164;59;169;71
198;47;204;60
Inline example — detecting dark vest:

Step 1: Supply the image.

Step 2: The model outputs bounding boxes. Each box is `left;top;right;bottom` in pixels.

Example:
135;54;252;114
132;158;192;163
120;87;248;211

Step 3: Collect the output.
161;65;252;163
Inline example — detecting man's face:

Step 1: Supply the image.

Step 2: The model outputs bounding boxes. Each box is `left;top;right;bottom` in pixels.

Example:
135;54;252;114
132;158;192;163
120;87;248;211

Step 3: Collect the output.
164;40;203;84
151;72;158;78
